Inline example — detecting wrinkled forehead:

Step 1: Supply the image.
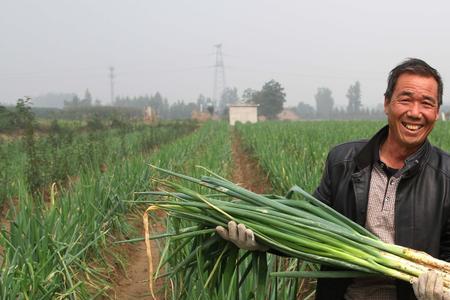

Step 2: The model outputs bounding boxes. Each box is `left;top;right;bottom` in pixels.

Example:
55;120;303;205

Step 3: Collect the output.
393;73;439;96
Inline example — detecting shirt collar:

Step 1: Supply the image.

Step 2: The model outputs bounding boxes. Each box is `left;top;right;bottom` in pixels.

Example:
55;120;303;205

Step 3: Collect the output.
355;125;430;177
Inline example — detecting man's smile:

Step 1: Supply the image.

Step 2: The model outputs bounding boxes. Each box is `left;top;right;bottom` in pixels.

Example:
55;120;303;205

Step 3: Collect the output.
401;122;423;132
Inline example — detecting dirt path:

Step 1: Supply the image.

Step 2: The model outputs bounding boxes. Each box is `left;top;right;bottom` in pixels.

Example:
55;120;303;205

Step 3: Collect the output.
107;130;270;299
230;132;272;194
108;240;151;299
107;213;166;300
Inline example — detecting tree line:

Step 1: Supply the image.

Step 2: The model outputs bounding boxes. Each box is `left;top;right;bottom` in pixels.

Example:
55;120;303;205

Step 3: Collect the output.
219;79;385;120
2;80;390;122
297;81;385;120
61;80;385;120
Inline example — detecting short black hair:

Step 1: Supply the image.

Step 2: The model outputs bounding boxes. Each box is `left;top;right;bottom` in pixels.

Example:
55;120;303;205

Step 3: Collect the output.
384;58;443;106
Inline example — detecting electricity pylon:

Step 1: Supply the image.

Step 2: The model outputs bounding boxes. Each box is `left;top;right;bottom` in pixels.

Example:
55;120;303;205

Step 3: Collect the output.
212;44;226;112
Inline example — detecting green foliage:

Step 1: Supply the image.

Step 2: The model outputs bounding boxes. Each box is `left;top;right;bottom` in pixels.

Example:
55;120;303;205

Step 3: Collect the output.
169;101;198;119
236;121;385;195
0;106;17;131
61;106;143;121
5;119;450;298
114;92;170;118
0;119;197;205
110;116;129;129
0;120;200;298
0;140;11;201
143;122;234;299
242;88;258;103
86;113;105;130
0;100;147;132
251;80;286;119
15;98;45;194
296;102;316;119
150;120;450;300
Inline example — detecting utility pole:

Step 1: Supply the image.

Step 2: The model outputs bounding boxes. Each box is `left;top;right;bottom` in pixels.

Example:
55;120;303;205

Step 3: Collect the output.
212;44;226;113
109;66;115;104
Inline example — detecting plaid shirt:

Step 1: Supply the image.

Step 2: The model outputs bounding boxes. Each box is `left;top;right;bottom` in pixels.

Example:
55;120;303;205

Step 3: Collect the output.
345;162;399;300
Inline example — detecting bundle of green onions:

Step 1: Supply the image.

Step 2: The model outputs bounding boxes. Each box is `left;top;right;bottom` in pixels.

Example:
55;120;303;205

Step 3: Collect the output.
141;165;450;298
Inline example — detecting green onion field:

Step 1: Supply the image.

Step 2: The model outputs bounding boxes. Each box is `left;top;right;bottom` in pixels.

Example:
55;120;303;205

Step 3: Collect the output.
1;119;450;299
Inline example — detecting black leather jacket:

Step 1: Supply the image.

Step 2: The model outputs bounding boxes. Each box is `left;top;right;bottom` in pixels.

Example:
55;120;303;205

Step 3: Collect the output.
313;126;450;300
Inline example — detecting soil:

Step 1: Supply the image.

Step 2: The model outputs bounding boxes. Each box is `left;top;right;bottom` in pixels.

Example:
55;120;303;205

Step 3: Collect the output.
106;130;271;299
230;132;272;194
106;211;166;300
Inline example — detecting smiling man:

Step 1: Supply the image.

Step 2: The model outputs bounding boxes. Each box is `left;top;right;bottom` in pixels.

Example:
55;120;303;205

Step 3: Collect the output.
217;58;450;300
312;58;450;300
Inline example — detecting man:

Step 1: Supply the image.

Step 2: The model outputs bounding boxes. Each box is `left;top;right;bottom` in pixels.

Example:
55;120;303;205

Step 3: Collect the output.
217;58;450;299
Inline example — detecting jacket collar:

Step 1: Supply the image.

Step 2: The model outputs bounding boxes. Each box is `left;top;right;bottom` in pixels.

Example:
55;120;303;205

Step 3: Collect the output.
354;125;430;177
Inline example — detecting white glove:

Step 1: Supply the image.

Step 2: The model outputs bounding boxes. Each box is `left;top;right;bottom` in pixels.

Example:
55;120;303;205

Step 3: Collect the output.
216;221;268;251
413;271;450;300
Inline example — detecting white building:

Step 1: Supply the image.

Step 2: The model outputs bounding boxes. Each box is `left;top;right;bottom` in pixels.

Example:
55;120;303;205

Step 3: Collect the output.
228;103;258;126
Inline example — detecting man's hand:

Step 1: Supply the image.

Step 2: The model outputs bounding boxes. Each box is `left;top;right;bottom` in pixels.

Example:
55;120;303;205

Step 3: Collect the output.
413;271;450;300
216;221;269;251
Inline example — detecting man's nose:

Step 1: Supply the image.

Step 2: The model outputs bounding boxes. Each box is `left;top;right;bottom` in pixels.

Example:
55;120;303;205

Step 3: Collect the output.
407;102;422;118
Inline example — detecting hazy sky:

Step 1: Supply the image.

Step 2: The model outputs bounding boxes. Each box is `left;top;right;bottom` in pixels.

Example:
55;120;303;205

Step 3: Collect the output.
2;0;450;108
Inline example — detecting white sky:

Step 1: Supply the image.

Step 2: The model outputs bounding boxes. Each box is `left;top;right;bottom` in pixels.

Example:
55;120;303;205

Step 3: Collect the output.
1;0;450;108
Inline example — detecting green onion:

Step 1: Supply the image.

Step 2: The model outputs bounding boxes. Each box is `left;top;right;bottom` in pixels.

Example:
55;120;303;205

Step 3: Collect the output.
143;166;450;299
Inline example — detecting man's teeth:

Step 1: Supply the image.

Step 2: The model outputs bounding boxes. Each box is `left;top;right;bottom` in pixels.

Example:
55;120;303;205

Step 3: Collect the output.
404;123;421;130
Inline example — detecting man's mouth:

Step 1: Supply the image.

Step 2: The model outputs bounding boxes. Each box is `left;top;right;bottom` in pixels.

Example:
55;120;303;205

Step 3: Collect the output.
402;122;423;131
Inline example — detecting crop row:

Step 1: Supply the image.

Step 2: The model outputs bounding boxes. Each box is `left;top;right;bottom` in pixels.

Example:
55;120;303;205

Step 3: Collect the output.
0;120;208;299
233;120;450;298
0;121;197;206
236;120;450;195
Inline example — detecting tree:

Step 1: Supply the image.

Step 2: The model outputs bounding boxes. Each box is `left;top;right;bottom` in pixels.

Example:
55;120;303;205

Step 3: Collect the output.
296;101;315;119
151;92;164;114
78;89;92;107
0;105;14;131
15;97;35;129
315;87;334;119
242;88;257;103
15;97;43;194
219;87;239;113
252;80;286;119
64;95;80;108
346;81;361;114
168;100;197;119
219;87;239;116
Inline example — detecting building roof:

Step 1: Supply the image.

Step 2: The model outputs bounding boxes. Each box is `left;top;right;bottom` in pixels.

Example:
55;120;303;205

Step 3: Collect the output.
228;103;259;107
277;109;300;120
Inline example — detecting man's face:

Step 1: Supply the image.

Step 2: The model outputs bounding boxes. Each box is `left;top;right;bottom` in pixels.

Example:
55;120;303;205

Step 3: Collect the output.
384;73;440;151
